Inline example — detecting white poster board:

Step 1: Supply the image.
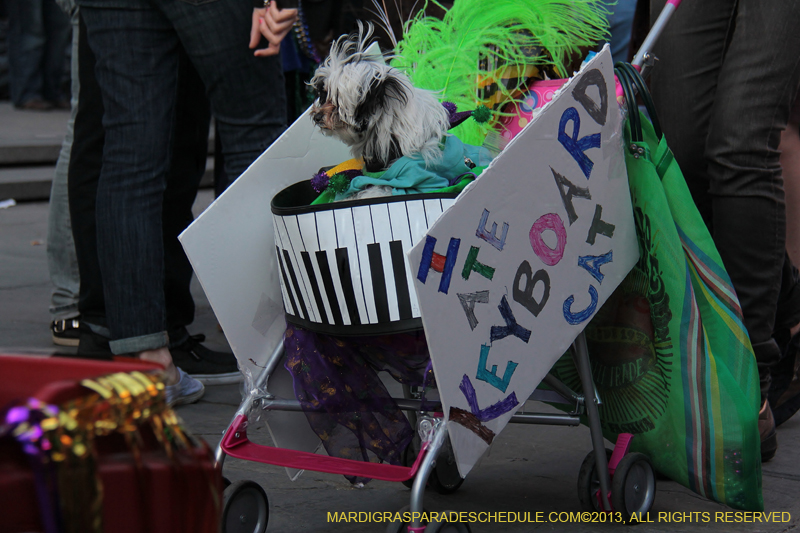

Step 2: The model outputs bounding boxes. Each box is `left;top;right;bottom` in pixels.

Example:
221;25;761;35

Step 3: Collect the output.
407;47;638;476
179;107;352;467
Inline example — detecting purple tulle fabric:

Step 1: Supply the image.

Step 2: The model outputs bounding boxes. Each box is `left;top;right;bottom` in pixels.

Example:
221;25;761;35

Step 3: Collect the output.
283;323;432;483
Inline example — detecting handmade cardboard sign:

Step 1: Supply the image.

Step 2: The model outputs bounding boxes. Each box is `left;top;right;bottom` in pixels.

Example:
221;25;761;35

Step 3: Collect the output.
408;46;638;476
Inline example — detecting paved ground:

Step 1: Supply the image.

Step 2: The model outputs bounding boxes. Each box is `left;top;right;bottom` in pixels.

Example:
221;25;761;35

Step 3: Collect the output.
2;106;800;533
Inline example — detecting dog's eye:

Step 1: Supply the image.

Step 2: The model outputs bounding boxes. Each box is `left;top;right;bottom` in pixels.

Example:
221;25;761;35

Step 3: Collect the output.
314;82;327;101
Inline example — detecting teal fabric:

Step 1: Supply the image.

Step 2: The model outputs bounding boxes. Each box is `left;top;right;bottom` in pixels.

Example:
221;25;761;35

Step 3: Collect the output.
334;136;490;201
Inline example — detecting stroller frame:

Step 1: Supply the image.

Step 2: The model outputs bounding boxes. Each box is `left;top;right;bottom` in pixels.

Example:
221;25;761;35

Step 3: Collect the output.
214;328;640;532
211;5;688;526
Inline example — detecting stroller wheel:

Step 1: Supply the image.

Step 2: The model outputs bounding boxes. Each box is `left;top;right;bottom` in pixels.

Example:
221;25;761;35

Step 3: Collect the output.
428;435;465;495
386;505;429;533
424;511;473;532
402;433;464;494
577;448;612;512
222;480;269;533
610;452;656;521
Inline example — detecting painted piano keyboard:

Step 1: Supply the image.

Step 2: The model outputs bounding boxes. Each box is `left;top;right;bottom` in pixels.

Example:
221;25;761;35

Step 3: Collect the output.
272;192;457;336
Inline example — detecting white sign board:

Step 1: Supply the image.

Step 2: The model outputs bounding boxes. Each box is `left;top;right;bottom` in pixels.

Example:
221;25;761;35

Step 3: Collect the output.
407;47;638;476
179;106;353;470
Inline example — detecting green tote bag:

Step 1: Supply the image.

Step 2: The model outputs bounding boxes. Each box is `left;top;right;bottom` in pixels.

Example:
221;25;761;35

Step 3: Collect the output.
551;63;763;511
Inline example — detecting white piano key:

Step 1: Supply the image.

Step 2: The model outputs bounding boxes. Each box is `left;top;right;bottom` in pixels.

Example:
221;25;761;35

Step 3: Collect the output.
388;201;420;318
352;205;377;323
273;214;303;319
281;215;318;322
370;203;399;322
334;208;369;323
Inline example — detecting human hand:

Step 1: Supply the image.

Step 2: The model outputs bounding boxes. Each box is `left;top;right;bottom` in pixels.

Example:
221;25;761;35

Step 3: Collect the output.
249;1;298;57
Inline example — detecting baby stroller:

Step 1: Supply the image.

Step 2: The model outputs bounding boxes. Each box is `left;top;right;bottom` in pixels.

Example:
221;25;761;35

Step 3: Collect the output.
193;5;687;532
214;177;656;533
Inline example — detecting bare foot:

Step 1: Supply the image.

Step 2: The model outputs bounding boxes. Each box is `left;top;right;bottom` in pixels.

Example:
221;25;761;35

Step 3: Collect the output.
138;347;179;384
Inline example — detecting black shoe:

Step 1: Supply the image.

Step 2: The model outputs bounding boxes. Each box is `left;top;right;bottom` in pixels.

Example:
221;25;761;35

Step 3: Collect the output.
770;331;800;426
51;317;81;347
76;323;114;360
170;334;241;385
759;400;777;462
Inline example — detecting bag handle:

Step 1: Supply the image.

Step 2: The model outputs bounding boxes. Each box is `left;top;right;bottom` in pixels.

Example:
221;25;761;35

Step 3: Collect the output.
614;62;663;141
614;64;642;143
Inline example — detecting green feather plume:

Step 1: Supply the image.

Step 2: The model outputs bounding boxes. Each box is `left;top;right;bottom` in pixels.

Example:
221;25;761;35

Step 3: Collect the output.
391;0;610;145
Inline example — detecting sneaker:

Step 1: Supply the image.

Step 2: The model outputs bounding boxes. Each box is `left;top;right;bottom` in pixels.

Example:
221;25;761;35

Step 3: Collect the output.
166;368;205;407
51;317;81;347
759;400;777;462
170;334;242;385
15;98;54;111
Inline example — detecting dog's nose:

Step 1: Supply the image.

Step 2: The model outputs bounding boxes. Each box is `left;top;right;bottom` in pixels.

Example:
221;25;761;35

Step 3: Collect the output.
313;111;325;125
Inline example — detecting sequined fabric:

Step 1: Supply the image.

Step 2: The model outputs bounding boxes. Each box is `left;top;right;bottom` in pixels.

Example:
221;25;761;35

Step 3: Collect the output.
283;323;432;483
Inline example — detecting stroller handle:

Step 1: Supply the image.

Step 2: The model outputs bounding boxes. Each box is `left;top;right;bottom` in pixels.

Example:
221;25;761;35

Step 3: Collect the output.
632;0;683;69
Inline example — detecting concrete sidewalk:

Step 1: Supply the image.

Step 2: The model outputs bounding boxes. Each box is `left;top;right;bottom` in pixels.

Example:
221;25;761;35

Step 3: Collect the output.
1;106;799;532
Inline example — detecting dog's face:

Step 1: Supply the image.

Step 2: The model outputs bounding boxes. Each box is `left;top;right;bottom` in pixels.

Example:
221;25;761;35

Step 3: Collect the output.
309;23;413;170
309;22;451;172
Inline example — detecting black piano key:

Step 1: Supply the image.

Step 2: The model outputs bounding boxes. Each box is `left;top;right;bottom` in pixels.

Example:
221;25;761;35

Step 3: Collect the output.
301;251;329;325
367;243;390;323
389;240;413;320
335;247;361;325
283;248;309;320
276;246;299;317
315;251;344;326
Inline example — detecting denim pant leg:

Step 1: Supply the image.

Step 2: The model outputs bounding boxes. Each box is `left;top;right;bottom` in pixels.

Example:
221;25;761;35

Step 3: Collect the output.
47;8;80;321
158;0;286;188
69;11;106;332
81;6;179;354
7;0;46;105
41;0;71;102
71;9;210;346
164;43;211;345
650;0;734;227
605;0;638;65
706;2;800;395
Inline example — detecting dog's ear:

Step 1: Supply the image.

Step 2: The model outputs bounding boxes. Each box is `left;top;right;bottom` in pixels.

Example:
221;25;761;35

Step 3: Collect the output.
354;74;409;132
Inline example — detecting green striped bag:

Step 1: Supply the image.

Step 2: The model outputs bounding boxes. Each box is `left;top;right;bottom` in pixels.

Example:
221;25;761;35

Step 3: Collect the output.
551;63;762;510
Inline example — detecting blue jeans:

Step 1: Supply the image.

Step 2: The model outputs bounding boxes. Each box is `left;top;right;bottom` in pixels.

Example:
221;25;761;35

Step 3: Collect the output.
80;0;286;354
69;12;210;347
6;0;70;105
47;6;80;321
650;0;800;396
605;0;637;65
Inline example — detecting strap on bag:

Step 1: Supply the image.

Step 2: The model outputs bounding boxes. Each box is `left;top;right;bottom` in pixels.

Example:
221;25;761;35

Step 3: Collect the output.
615;63;675;180
614;64;641;143
616;62;663;140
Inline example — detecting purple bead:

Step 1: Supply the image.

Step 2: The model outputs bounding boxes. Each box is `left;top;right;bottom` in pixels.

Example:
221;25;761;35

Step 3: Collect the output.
311;171;329;193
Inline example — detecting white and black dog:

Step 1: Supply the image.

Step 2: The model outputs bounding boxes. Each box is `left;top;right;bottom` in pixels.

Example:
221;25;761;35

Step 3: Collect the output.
309;22;450;174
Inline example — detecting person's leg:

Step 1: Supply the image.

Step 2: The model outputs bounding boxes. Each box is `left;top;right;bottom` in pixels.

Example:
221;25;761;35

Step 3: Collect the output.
47;6;80;345
68;11;106;340
6;0;47;107
80;5;178;357
605;0;638;65
163;43;209;342
160;0;286;190
649;0;737;228
41;0;70;104
782;108;800;266
704;0;800;400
